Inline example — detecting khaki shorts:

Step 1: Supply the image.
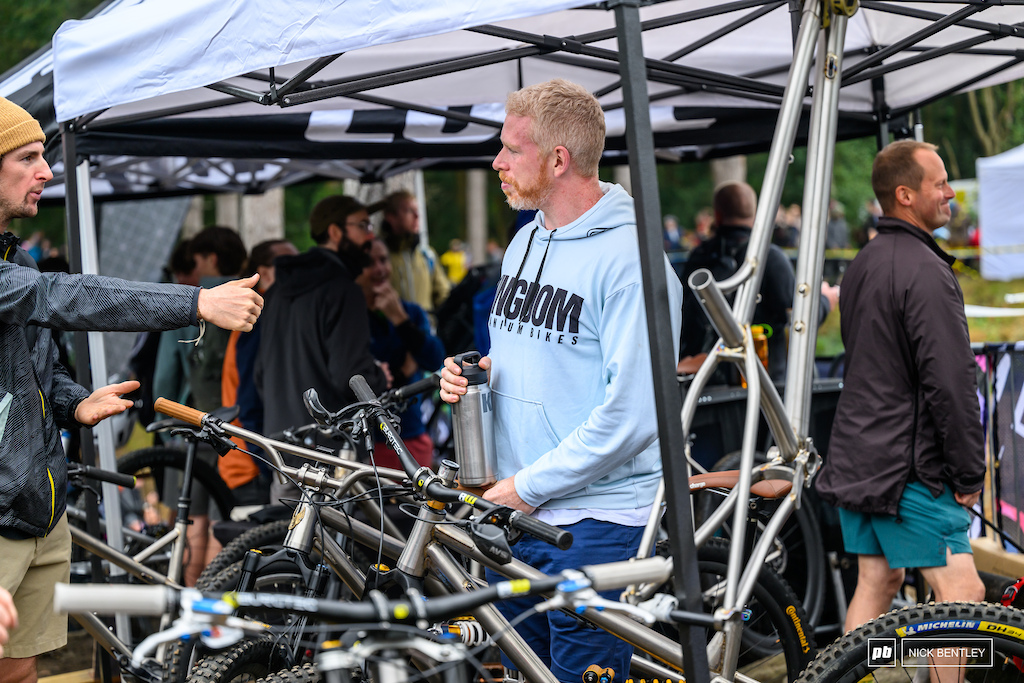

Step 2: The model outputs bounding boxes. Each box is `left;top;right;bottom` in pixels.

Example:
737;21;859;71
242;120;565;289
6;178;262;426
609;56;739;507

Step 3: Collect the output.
0;514;71;659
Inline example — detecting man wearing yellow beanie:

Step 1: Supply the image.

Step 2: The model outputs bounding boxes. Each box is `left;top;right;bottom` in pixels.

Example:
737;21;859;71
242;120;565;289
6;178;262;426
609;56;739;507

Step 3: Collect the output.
0;96;267;682
0;97;48;225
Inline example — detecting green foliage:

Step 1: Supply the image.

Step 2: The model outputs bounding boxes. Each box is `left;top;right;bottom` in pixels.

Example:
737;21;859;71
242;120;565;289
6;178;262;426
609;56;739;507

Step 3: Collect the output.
0;0;99;74
282;180;347;252
1;0;102;248
923;84;1024;179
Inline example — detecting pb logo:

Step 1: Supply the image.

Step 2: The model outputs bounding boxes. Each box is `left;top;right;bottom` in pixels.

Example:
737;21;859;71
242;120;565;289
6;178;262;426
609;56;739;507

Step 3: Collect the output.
868;638;897;668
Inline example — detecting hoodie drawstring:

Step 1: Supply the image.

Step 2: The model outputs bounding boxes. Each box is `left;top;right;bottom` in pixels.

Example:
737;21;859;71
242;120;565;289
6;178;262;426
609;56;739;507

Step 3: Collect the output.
517;228;555;322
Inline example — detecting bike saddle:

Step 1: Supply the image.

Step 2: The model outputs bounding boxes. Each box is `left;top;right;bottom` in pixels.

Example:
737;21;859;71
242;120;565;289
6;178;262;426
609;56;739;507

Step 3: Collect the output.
688;469;792;499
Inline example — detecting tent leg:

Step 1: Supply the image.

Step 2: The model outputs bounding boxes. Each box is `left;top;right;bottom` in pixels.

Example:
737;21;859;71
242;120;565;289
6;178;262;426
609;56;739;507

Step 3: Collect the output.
784;10;851;437
61;126;131;644
613;3;709;682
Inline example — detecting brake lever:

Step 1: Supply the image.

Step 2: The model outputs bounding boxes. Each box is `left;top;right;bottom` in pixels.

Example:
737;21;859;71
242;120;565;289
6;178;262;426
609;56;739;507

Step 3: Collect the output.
474;507;523;546
534;570;656;624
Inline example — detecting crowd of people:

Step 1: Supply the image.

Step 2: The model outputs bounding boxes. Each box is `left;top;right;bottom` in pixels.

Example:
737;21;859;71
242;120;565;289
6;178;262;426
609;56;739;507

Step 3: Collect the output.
0;78;988;683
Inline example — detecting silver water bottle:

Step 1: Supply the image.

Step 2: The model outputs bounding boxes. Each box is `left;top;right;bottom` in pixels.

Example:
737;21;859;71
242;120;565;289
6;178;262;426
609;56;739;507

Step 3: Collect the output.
451;351;497;487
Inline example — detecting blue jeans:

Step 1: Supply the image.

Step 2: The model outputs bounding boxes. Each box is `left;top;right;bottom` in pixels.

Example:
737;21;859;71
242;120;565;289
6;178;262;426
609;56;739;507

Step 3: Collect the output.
485;518;644;683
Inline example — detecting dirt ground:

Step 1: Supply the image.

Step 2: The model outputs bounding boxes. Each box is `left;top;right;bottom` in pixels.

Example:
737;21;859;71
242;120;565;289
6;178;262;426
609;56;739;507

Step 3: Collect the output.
38;627;97;678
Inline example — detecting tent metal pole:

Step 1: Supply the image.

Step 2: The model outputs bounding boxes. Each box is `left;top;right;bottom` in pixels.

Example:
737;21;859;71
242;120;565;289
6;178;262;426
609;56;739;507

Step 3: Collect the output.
61;125;122;680
843;4;985;81
785;9;850;437
75;156;134;643
612;3;709;682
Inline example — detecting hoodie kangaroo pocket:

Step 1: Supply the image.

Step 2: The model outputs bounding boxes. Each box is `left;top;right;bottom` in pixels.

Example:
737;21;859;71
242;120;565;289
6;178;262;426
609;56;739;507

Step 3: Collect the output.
0;392;12;444
492;390;560;474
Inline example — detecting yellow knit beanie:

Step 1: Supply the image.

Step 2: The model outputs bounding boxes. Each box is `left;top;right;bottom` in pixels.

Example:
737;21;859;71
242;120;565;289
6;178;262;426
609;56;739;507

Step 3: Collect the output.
0;97;45;158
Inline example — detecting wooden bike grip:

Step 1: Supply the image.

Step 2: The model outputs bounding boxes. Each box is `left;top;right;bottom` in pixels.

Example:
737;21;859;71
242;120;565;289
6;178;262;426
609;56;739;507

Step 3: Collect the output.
154;397;207;426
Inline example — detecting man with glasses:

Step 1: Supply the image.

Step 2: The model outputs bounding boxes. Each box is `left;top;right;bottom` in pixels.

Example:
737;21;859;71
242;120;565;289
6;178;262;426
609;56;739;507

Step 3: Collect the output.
256;195;388;502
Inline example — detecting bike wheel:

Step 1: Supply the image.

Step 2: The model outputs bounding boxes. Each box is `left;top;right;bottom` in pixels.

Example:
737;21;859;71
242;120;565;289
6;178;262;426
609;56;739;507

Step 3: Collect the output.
186;636;291;683
694;450;827;627
796;602;1024;683
119;446;235;520
254;665;321;683
698;538;817;680
167;557;311;683
197;519;291;589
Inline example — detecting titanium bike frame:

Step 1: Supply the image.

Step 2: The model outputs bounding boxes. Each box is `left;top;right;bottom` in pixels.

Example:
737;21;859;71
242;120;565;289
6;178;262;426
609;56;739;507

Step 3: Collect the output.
190;409;781;683
628;1;853;680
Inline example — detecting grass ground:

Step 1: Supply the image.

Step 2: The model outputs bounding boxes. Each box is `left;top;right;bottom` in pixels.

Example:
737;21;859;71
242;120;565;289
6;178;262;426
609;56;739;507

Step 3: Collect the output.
816;268;1024;357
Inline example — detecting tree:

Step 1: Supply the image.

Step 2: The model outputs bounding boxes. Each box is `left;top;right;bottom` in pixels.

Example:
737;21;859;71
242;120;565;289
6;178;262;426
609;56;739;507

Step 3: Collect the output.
967;82;1024;159
0;0;100;74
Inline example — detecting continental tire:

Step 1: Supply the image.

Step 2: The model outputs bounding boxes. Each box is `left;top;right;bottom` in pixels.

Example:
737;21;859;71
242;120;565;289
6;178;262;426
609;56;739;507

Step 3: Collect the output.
254;665;321;683
796;602;1024;683
699;538;816;680
196;520;291;589
186;636;291;683
694;450;827;627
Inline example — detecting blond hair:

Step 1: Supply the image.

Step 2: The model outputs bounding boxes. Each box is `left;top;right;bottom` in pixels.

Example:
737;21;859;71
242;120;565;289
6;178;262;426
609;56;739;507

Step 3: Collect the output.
872;140;938;215
505;79;605;178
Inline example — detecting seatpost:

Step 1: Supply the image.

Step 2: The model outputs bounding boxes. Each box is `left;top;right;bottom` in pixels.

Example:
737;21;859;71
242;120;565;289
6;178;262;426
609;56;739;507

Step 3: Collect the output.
165;436;199;588
175;437;198;525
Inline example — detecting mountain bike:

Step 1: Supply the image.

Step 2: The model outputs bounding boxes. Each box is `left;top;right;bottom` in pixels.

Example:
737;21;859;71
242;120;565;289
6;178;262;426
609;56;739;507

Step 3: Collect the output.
54;554;678;683
62;407;241;682
151;374;816;683
797;601;1024;683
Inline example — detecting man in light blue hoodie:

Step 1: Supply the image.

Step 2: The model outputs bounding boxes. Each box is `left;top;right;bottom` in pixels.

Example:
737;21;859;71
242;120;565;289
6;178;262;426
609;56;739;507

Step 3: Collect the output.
440;79;682;683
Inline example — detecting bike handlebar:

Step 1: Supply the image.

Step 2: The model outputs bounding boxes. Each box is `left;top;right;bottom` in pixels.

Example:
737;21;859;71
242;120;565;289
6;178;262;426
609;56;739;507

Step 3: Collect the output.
508;510;573;550
154;397;206;427
351;374;572;551
55;556;672;621
55;584;175;616
389;372;441;402
349;374;423;479
67;463;137;489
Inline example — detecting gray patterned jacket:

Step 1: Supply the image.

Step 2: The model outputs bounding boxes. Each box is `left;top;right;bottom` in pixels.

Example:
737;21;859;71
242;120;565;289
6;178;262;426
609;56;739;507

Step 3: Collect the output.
0;248;199;537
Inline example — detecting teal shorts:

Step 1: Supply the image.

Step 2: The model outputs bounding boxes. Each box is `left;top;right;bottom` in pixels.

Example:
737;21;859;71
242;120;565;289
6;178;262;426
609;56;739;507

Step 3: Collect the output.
838;481;972;569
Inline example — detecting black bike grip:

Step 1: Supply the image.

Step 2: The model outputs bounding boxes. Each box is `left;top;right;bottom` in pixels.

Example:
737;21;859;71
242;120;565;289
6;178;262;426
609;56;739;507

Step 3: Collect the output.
349;374;377;404
80;465;137;488
508;511;573;550
394;372;441;400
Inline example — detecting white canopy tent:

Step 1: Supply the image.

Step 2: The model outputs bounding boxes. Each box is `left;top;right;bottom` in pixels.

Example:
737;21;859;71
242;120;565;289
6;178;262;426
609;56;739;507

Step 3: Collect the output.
40;3;1024;674
3;1;1021;194
978;143;1024;281
42;0;1024;166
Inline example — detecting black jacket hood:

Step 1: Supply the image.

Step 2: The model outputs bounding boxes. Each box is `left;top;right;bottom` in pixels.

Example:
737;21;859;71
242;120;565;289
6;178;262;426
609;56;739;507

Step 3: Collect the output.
273;247;354;298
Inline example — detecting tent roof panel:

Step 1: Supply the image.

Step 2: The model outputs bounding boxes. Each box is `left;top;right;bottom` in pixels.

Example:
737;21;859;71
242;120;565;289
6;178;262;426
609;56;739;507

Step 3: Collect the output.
52;0;593;121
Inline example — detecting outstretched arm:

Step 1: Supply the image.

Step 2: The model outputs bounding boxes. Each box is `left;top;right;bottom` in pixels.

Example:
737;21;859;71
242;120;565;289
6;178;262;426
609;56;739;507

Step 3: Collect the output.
197;274;264;332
